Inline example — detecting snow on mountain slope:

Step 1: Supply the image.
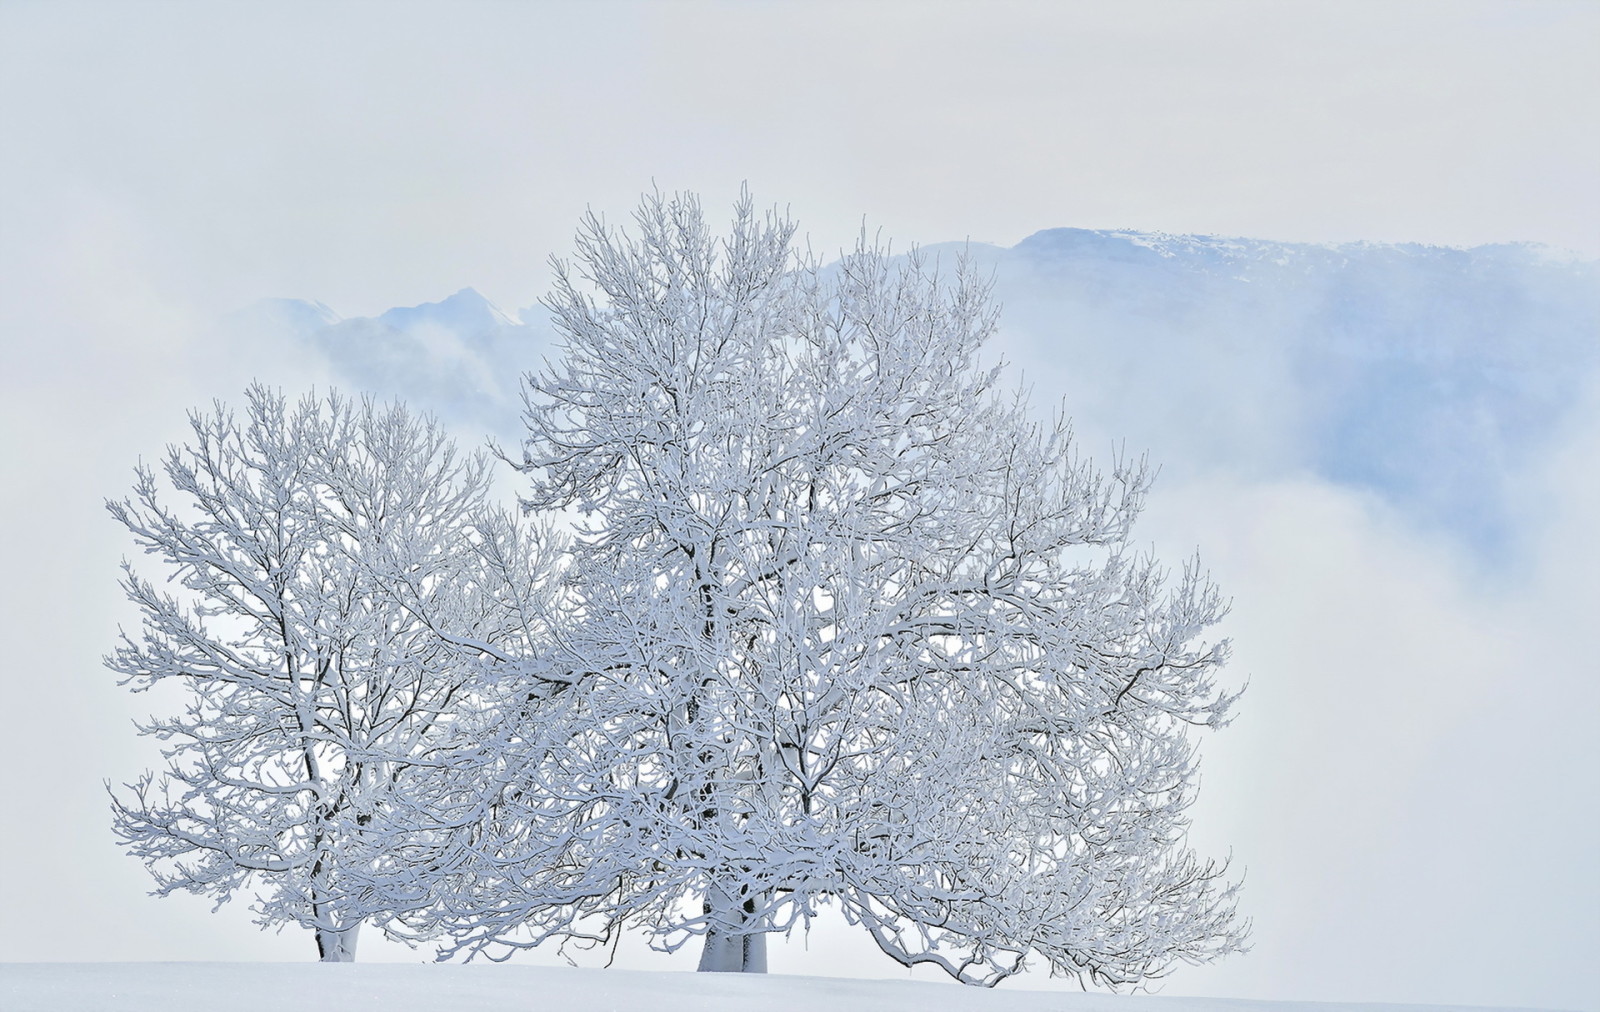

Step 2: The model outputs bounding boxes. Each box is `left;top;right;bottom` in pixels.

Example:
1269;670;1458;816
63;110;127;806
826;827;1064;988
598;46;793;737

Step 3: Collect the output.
0;964;1573;1012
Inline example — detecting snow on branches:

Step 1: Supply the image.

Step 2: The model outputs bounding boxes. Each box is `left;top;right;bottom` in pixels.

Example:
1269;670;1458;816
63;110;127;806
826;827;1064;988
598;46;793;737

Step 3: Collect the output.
106;386;553;961
414;190;1247;986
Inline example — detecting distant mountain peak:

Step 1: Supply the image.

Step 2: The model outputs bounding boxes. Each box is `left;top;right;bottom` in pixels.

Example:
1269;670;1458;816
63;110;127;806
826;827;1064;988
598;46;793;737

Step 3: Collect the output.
1013;227;1302;265
225;297;342;337
377;287;519;335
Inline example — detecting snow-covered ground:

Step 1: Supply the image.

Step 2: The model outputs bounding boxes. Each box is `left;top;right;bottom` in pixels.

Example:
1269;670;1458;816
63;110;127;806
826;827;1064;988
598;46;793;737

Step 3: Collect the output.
0;964;1570;1012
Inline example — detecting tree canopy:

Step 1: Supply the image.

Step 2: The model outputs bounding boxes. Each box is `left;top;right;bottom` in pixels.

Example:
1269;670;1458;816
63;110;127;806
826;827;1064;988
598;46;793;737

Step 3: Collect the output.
409;190;1247;986
107;386;550;961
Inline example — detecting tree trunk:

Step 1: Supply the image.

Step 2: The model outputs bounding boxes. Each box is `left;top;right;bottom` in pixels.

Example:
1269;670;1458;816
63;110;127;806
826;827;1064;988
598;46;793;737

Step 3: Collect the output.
315;921;361;962
696;883;768;973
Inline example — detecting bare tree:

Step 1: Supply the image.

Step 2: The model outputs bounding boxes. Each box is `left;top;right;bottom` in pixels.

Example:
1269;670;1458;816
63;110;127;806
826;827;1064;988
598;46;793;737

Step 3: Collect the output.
107;385;551;961
425;189;1247;987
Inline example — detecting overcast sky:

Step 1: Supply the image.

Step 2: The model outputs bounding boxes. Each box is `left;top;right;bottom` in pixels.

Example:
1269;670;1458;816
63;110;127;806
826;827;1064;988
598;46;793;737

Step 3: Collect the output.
1;2;1596;1009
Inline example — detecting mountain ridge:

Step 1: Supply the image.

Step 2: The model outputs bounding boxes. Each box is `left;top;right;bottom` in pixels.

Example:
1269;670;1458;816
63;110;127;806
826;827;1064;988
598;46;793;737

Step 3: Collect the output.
226;227;1599;562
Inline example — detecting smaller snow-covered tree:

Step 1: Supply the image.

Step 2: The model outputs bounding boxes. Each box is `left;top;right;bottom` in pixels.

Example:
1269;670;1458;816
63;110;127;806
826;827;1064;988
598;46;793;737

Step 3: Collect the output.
106;385;550;961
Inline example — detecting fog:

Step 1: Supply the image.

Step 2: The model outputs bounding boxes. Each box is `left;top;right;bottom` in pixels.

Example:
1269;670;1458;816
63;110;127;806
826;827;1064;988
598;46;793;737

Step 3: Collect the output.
1;3;1595;1009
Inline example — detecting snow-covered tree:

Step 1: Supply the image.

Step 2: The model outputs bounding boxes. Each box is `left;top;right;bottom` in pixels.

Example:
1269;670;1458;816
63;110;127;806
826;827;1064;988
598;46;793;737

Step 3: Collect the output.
106;385;551;961
424;190;1247;987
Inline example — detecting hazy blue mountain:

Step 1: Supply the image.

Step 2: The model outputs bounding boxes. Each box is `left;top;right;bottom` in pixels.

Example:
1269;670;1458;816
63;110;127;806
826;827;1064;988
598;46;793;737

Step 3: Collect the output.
230;296;342;334
974;230;1597;559
376;286;521;335
237;233;1598;563
237;287;548;442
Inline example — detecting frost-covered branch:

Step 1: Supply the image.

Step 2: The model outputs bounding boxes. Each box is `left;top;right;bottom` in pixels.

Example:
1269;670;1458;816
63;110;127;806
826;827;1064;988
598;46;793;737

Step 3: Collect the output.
106;386;555;961
406;190;1247;986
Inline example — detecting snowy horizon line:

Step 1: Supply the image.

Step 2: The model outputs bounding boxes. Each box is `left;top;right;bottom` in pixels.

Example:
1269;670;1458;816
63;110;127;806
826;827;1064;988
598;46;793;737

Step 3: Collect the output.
247;225;1598;326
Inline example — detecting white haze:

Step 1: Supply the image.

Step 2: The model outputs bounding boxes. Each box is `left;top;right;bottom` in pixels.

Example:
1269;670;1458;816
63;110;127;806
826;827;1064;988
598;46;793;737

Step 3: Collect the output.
1;3;1596;1011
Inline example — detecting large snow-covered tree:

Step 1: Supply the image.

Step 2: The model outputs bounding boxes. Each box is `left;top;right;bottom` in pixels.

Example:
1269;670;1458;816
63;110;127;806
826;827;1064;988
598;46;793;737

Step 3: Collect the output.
424;190;1247;987
106;385;551;961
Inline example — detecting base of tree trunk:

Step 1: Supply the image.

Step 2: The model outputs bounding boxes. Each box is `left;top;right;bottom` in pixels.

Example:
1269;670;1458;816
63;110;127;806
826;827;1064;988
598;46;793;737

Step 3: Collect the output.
696;927;767;972
316;923;361;962
697;883;769;972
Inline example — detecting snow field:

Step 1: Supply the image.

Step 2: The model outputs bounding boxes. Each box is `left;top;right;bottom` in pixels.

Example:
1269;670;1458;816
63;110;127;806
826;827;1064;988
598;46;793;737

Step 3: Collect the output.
0;964;1569;1012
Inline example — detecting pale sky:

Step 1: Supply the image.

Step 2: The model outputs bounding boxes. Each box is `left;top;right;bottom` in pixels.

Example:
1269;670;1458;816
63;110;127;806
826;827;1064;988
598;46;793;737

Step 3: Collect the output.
1;2;1596;1009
